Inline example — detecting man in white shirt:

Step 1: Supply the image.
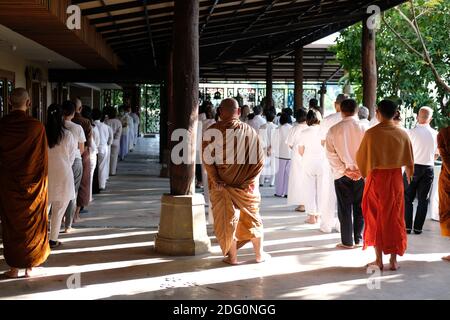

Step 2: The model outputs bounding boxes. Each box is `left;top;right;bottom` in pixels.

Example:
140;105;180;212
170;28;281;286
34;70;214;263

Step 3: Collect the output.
326;99;367;248
405;107;439;235
247;105;266;131
62;101;86;233
271;113;292;197
258;110;277;187
318;93;348;233
92;109;110;191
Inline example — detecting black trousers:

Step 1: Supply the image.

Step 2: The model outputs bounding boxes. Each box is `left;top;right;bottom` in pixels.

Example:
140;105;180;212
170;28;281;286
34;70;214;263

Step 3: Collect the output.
334;176;365;246
404;164;434;233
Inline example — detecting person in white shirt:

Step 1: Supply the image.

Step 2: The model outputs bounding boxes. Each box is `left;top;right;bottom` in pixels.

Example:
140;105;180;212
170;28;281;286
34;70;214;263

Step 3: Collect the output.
326;99;367;249
298;110;328;224
93;109;110;190
258;110;277;187
272;113;292;197
130;108;140;146
247;105;267;131
62;101;86;234
82;106;100;203
286;108;308;212
105;107;122;175
46;104;77;248
125;106;135;152
405;106;439;234
358;106;370;129
318;94;348;233
104;118;114;183
119;106;129;161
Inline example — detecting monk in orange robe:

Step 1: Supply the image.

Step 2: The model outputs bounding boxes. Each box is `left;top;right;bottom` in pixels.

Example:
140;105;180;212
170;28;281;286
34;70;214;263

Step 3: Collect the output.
437;126;450;262
356;100;414;271
202;98;269;265
0;88;50;278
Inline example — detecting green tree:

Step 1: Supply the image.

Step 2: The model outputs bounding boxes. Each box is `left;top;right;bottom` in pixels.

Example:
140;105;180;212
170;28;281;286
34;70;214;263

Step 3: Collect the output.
332;0;449;129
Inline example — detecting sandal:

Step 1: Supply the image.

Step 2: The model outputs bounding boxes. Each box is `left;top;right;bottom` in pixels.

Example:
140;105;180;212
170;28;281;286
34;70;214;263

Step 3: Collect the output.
49;240;62;249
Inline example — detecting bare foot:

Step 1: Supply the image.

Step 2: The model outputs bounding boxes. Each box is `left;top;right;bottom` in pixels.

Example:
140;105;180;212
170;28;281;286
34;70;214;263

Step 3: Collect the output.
24;268;34;278
442;255;450;262
222;256;239;265
366;261;383;271
256;252;271;263
389;259;400;271
336;243;354;249
305;216;317;224
64;227;74;234
3;268;19;278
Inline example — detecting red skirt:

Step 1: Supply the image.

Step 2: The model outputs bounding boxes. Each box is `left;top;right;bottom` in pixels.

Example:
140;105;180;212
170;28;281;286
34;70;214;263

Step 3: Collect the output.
362;168;407;256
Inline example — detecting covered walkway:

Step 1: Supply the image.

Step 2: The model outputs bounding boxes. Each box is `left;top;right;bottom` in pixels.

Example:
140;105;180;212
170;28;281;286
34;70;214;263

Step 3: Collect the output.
1;137;449;300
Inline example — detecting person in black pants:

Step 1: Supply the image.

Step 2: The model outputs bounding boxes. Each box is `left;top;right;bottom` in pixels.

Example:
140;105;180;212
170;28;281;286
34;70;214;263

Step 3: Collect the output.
325;99;367;249
404;107;439;235
404;165;434;234
334;177;365;246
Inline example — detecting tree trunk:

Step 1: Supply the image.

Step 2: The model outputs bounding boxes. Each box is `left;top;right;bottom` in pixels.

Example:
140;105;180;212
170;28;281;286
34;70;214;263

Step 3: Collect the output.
294;47;304;110
362;18;378;120
169;0;199;195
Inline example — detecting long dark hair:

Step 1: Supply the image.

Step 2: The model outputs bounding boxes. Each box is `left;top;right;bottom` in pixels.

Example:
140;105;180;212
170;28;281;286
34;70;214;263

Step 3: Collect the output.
46;104;65;148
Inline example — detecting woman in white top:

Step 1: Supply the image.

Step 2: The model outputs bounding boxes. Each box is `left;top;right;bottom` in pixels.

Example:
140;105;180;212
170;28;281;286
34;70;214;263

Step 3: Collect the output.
258;110;277;187
46;104;77;248
93;109;110;190
286;108;309;211
105;107;123;176
271;113;292;197
82;106;100;203
297;110;327;224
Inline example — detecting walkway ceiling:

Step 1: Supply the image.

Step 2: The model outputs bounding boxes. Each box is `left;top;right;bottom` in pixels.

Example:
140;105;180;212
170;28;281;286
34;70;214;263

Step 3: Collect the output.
53;0;407;82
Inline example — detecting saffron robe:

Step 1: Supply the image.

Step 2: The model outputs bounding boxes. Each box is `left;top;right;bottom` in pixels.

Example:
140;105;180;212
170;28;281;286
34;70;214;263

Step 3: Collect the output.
203;119;264;256
437;127;450;237
356;121;414;255
0;110;50;268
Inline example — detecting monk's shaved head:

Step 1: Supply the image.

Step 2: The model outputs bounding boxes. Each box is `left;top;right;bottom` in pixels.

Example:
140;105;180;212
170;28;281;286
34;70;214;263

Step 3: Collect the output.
418;106;433;124
218;98;240;121
10;88;30;110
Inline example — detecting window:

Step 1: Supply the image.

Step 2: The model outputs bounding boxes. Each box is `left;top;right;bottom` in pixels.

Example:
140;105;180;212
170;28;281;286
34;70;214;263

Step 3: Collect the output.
0;70;15;118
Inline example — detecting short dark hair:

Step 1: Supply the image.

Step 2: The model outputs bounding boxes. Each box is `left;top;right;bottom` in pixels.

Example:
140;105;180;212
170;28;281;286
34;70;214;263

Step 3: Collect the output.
279;113;290;125
61;100;76;117
306;109;320;126
341;99;358;114
295;108;308;123
92;108;102;121
377;100;398;119
283;108;293;116
265;111;276;122
253;105;262;115
309;98;319;109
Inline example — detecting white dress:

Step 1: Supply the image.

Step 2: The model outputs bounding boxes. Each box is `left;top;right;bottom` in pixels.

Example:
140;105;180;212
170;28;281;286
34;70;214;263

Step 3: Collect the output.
48;130;77;203
259;122;277;178
286;123;308;206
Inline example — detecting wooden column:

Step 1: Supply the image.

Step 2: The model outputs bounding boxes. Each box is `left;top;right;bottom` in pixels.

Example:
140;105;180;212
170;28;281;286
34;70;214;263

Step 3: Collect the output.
362;18;378;120
320;82;327;115
169;0;199;195
265;57;273;109
294;47;304;110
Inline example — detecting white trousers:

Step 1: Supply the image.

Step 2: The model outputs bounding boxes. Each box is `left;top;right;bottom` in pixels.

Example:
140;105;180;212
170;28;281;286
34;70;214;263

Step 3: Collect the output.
49;200;71;241
302;160;325;215
98;152;108;189
89;153;97;202
319;165;339;233
105;145;111;181
110;141;120;175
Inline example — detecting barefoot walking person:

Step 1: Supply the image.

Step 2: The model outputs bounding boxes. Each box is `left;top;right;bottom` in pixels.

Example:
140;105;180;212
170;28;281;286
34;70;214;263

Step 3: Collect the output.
356;100;414;271
202;98;269;265
0;88;50;278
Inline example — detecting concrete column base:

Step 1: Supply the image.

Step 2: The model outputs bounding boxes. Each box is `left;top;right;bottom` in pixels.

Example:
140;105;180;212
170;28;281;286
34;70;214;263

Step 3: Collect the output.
155;194;211;256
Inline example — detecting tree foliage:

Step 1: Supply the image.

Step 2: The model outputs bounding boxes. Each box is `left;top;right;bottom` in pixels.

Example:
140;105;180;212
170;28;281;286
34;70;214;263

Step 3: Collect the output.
332;0;450;129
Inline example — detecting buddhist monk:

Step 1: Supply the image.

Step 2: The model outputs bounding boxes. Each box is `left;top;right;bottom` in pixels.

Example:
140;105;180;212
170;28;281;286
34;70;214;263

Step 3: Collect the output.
437;125;450;262
356;100;414;271
0;88;50;278
202;98;269;265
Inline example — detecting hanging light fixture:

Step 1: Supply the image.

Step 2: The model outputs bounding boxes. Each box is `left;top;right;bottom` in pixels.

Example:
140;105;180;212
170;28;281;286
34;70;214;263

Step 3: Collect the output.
214;90;222;100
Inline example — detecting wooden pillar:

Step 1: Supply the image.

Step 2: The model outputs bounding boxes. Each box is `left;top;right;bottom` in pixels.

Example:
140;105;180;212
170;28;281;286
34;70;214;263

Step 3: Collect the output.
294;47;304;110
155;0;210;256
265;57;273;109
169;0;199;196
320;82;327;115
362;18;378;120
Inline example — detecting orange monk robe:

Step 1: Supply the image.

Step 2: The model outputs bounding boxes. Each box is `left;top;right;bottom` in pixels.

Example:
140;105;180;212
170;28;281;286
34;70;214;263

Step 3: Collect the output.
202;119;264;256
437;127;450;237
0;110;50;268
356;121;414;256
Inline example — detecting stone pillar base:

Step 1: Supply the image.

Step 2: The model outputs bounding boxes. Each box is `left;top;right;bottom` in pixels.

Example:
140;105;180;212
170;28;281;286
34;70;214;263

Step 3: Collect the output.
155;194;211;256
